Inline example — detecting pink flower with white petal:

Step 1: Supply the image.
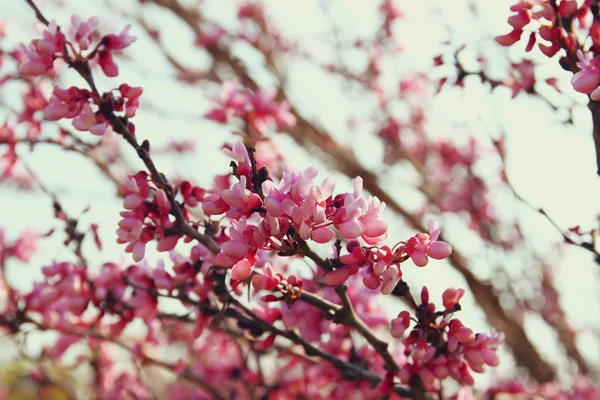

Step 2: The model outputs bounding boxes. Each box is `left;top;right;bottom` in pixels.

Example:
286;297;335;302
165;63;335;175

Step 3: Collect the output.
405;219;452;267
251;263;281;291
231;259;253;281
571;50;600;100
72;103;109;135
391;310;411;338
380;264;402;294
121;176;148;210
223;141;251;165
220;176;262;218
116;215;147;262
71;15;100;51
19;20;66;76
44;96;70;121
223;142;252;175
333;177;388;243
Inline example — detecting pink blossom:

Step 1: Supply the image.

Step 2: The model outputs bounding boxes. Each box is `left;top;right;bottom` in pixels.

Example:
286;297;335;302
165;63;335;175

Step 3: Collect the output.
571;50;600;100
118;84;143;118
205;83;296;133
44;96;70;121
380;264;402;294
157;235;180;252
71;15;100;51
98;49;119;77
223;141;251;165
220;176;263;218
205;82;249;122
391;310;410;338
405;219;452;267
251;263;281;291
116;215;147;262
103;25;137;50
72;103;109;135
311;226;335;243
262;165;336;242
10;230;39;262
333;177;388;244
18;20;65;76
231;259;253;281
128;290;158;321
442;287;465;310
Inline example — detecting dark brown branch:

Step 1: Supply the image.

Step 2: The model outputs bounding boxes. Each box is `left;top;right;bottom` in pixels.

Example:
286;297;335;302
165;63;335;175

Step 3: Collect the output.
228;297;414;397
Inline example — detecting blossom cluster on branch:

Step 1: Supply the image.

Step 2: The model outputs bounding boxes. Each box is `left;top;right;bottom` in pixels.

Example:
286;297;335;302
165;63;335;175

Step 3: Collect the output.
0;0;598;399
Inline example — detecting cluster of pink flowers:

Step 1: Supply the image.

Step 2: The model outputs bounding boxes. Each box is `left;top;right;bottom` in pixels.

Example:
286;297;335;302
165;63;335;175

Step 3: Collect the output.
116;171;208;262
205;82;296;134
19;15;136;77
18;20;66;76
23;245;217;335
403;219;453;267
327;218;451;294
43;83;142;136
13;241;401;399
199;142;452;296
390;287;503;387
17;15;141;137
495;0;579;57
26;261;92;327
117;172;182;261
495;1;600;100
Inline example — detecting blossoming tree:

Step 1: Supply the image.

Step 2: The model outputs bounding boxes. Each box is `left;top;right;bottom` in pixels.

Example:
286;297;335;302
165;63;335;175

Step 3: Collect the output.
0;0;599;399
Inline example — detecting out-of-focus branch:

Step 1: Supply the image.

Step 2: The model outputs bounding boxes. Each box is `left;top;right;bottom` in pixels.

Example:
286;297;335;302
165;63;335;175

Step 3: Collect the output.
539;263;589;374
6;137;123;193
492;138;592;374
492;138;600;259
137;18;222;84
